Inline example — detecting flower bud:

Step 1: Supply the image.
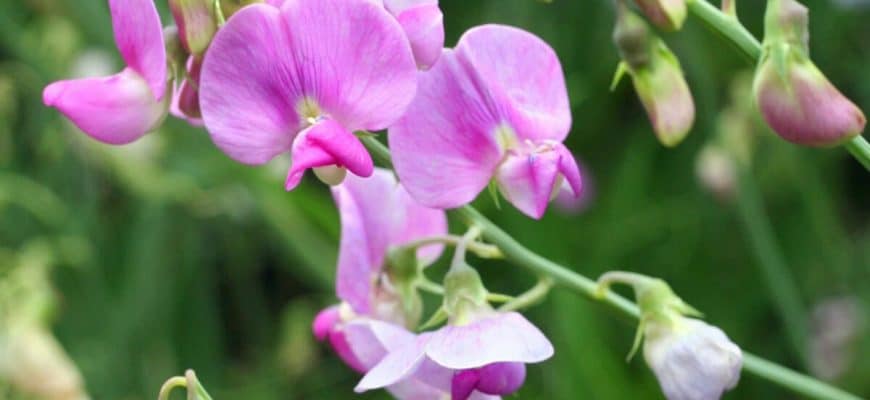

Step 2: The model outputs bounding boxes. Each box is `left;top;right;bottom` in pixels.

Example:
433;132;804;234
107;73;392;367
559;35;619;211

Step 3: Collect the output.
753;0;866;146
0;327;89;400
631;0;687;31
169;0;219;56
596;271;742;400
644;318;743;400
614;8;695;147
695;145;737;202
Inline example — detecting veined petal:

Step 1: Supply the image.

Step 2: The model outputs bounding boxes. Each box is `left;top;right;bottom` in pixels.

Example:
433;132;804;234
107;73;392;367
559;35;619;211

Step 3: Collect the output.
455;25;571;142
390;185;448;266
200;4;299;164
43;68;168;145
496;143;582;219
343;319;417;371
389;49;504;209
109;0;167;99
425;312;553;369
332;169;401;313
285;119;373;190
279;0;418;130
356;334;430;392
394;4;444;70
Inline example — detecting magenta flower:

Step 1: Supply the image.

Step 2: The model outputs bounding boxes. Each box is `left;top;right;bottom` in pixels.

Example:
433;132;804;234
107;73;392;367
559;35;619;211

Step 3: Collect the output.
43;0;169;145
389;25;582;219
199;0;418;190
356;312;553;399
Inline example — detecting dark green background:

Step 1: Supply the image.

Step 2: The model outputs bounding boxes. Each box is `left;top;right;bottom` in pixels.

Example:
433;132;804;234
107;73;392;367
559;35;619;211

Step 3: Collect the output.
1;0;868;398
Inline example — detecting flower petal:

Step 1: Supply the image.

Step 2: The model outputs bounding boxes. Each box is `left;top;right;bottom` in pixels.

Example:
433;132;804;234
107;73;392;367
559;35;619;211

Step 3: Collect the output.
312;306;341;342
393;4;444;70
389;49;504;209
109;0;167;99
356;334;430;392
43;68;169;145
496;144;582;219
279;0;418;130
390;185;448;266
475;362;526;396
285;119;373;190
455;25;571;142
425;312;554;369
332;169;401;313
343;319;417;371
452;370;480;400
200;4;299;164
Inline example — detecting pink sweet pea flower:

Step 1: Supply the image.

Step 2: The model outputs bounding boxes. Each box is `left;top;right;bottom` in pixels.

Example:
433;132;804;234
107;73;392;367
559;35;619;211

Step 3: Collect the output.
356;312;553;400
43;0;169;145
199;0;418;190
170;57;204;126
266;0;444;70
389;25;583;219
313;168;456;399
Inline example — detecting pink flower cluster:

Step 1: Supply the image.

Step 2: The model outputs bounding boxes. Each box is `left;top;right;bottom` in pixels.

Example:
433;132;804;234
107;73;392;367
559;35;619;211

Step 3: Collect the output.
44;0;583;397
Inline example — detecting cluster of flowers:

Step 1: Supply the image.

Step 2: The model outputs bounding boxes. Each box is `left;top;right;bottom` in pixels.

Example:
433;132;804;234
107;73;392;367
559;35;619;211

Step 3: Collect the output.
43;0;750;399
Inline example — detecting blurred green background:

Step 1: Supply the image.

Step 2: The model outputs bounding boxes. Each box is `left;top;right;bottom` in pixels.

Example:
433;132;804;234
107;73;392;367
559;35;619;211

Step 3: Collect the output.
1;0;869;399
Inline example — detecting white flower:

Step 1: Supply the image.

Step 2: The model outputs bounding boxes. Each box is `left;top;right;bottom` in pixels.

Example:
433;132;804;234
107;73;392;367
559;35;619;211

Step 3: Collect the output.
644;318;743;400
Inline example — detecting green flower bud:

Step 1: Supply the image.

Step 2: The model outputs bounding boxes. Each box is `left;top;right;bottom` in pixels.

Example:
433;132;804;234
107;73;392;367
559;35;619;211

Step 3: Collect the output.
443;261;490;326
169;0;220;56
632;0;687;31
613;8;695;147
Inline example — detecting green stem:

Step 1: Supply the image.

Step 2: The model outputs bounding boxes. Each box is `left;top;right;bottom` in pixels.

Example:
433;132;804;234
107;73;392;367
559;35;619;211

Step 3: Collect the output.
844;136;870;171
499;278;554;312
735;165;808;365
686;0;870;170
401;235;504;259
360;136;861;400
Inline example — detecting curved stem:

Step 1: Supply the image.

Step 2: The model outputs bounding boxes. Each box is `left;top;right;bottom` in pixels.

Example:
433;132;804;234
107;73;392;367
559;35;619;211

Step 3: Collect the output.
360;136;861;400
401;235;504;259
499;278;553;312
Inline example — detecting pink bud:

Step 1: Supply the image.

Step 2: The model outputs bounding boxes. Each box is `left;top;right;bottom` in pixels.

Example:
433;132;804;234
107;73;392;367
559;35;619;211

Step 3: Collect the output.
632;0;687;31
754;0;866;146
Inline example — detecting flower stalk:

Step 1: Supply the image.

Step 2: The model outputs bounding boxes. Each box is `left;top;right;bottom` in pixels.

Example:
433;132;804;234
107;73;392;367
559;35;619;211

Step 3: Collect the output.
361;135;862;400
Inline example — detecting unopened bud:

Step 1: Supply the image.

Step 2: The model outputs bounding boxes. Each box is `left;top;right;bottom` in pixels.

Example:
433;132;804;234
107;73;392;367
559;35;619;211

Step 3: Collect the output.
631;0;687;31
0;327;88;400
169;0;219;56
754;0;866;146
613;10;695;147
695;146;737;202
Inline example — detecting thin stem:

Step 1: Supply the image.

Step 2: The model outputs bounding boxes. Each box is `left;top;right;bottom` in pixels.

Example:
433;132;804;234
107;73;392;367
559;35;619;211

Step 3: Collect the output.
735;165;808;364
158;377;188;400
417;277;445;295
401;235;504;259
686;0;761;62
844;136;870;171
360;136;861;400
499;278;554;312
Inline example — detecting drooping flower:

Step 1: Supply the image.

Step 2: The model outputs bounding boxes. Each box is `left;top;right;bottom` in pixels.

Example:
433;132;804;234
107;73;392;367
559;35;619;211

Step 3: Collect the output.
753;0;865;146
597;271;743;400
43;0;169;145
389;25;582;219
613;6;695;147
313;168;453;398
199;0;418;190
644;319;743;400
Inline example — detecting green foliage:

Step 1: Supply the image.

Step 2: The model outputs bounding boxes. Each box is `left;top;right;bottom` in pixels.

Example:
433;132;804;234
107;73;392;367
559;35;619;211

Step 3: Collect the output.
0;0;868;398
